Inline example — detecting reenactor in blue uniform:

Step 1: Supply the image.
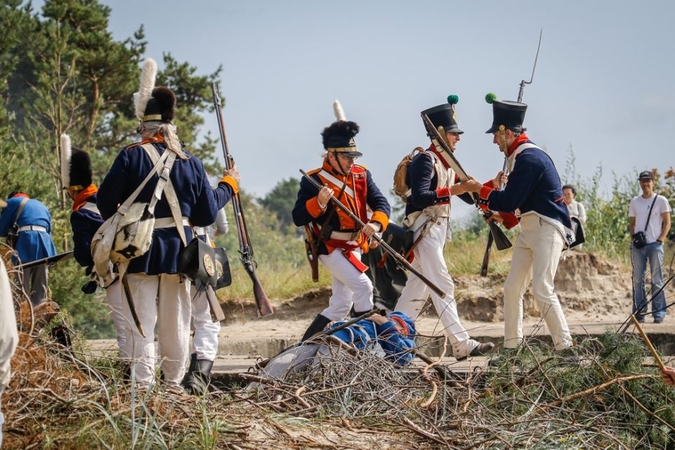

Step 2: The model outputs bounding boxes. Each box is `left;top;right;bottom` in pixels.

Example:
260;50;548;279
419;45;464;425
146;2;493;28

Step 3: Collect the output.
462;98;574;353
394;96;494;361
0;192;57;306
98;60;239;390
61;135;128;360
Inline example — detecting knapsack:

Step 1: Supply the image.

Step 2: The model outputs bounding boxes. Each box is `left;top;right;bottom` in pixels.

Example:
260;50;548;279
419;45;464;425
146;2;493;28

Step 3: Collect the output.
392;147;425;201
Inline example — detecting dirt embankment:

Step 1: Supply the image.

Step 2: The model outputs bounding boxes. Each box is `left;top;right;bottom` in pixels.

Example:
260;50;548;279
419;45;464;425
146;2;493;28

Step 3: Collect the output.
221;250;639;325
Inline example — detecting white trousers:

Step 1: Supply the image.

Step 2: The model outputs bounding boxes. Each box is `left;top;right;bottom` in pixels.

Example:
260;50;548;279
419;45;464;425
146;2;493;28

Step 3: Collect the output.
105;279;129;359
395;220;470;345
318;249;373;321
503;214;572;350
122;273;191;387
190;287;221;361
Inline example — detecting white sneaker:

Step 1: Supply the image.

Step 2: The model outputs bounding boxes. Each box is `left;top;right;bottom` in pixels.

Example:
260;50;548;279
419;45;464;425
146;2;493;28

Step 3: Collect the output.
453;339;495;361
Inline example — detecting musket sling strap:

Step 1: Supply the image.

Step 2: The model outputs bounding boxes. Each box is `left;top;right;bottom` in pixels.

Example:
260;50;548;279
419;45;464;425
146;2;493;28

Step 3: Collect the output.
318;170;355;199
7;197;29;247
141;144;188;246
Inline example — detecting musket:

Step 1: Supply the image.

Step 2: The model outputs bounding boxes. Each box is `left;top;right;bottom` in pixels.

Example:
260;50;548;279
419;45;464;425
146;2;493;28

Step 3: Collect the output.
212;83;274;317
300;169;446;298
15;251;74;270
480;29;543;277
421;113;512;253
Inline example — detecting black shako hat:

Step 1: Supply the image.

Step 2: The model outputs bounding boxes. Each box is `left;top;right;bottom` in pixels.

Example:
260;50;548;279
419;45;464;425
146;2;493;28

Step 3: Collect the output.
422;95;463;135
69;149;93;189
486;99;527;134
143;86;176;123
322;120;363;157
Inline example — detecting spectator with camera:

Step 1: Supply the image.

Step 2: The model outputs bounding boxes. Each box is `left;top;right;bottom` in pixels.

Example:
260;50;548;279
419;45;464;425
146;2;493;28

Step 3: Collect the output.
629;170;671;323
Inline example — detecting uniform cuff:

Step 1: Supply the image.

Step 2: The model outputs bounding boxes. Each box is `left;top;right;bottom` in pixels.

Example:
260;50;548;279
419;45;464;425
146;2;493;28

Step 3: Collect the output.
306;198;325;218
478;186;492;206
435;186;450;204
370;211;389;231
500;212;520;230
219;176;239;194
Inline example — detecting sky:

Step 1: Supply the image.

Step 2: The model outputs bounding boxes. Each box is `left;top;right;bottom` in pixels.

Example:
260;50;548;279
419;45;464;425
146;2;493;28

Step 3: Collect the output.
47;1;675;220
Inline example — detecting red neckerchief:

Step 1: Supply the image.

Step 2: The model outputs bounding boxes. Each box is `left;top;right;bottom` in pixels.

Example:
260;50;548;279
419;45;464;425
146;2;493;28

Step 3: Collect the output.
389;315;410;337
72;185;98;211
506;132;530;157
428;143;451;169
11;192;29;199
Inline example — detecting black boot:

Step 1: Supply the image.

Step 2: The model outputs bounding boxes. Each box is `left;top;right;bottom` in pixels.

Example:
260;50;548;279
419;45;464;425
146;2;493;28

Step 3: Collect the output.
301;314;331;341
181;353;214;395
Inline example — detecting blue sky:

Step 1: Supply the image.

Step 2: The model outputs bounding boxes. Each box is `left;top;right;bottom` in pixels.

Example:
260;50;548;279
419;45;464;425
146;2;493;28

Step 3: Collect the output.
76;1;675;220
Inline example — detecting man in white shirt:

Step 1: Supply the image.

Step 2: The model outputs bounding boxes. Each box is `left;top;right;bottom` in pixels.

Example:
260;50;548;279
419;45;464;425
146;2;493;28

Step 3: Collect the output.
629;170;672;323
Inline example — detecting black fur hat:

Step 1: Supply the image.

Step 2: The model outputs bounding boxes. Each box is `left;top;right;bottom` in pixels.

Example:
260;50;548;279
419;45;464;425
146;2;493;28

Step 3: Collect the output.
321;120;362;157
143;86;176;123
69;149;93;189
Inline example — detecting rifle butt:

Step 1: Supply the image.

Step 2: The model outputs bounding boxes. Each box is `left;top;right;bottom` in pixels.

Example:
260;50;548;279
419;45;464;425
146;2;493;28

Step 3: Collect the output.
250;275;274;316
489;222;513;251
480;232;493;277
311;263;319;283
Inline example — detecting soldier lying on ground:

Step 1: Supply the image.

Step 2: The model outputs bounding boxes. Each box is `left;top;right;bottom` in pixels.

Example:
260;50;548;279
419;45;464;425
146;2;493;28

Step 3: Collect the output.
247;311;416;388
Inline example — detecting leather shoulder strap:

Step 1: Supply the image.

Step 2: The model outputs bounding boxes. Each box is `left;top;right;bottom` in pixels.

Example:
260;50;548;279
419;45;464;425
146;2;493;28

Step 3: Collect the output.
13;197;29;227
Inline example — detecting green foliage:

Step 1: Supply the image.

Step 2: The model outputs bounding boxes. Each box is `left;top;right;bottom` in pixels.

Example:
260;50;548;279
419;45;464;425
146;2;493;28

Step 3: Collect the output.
0;0;227;338
560;146;675;264
258;177;300;231
481;334;675;448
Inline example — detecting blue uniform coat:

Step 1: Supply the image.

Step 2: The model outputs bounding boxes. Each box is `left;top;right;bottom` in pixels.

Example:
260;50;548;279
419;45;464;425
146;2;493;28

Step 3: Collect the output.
329;311;417;366
0;197;56;264
70;192;103;269
97;141;234;275
482;140;572;229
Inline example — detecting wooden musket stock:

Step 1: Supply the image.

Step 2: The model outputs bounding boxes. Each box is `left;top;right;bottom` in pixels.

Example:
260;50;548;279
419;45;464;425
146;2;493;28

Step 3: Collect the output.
212;83;273;317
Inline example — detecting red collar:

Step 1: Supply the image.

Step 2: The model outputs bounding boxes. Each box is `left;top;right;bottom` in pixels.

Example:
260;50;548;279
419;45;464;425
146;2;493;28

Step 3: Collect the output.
506;133;530;156
428;144;451;170
72;185;98;211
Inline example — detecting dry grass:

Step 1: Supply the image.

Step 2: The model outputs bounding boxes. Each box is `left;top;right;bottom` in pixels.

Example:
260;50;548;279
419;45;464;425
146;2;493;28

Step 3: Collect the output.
5;322;675;449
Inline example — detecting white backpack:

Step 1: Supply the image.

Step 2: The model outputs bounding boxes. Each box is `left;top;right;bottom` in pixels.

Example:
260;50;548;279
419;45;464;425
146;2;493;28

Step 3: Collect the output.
91;145;176;286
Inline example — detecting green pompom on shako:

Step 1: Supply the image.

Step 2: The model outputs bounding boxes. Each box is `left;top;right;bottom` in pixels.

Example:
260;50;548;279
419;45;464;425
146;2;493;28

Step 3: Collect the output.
485;92;498;104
